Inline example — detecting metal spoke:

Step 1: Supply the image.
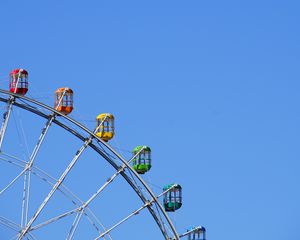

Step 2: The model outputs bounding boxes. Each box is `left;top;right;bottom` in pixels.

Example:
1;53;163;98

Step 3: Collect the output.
30;166;84;206
24;170;31;225
66;209;84;240
85;208;113;240
26;115;56;169
94;184;177;239
19;90;67;229
18;118;107;240
0;217;37;240
0;151;27;165
29;208;78;231
18;138;92;239
0;71;22;151
63;146;146;240
10;234;36;240
0;97;14;150
0;162;107;235
0;115;56;226
8;232;37;240
0;157;24;168
21;170;29;227
82;146;146;210
20;114;56;227
0;216;20;232
96;203;149;239
0;169;25;196
29;204;108;238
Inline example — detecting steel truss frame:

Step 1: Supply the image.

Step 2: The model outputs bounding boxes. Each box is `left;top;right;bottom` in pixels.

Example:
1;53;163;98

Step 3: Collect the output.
0;89;180;240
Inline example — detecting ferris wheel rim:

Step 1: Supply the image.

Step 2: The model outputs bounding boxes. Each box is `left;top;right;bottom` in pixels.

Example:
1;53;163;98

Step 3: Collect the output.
0;89;180;240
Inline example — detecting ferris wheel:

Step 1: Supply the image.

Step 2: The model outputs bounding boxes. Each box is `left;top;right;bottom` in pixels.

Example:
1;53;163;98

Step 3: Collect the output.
0;69;206;240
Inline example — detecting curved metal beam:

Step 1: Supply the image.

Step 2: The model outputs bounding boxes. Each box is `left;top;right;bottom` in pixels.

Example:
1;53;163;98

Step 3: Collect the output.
0;90;178;239
0;96;168;238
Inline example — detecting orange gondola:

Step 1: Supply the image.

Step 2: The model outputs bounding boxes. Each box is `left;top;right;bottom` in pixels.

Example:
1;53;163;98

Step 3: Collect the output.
54;87;73;115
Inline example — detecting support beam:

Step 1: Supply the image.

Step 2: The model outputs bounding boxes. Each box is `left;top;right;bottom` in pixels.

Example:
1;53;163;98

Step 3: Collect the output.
20;114;56;227
18;117;107;240
94;184;177;239
0;96;14;150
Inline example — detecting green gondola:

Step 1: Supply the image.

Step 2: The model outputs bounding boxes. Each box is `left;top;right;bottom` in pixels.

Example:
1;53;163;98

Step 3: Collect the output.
163;184;182;212
132;146;151;174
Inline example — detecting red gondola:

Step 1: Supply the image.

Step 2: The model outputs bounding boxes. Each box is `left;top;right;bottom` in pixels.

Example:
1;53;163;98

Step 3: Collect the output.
9;69;28;95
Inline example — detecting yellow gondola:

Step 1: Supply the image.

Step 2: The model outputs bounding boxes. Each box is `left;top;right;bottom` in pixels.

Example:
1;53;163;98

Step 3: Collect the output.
96;113;114;142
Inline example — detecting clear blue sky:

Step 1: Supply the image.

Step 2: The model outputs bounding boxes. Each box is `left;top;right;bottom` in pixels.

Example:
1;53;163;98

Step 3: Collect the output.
0;1;299;240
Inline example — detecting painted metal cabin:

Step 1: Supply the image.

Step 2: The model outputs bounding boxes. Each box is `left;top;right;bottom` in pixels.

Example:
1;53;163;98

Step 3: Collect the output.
54;87;74;115
163;184;182;212
9;69;28;95
96;113;114;142
132;146;151;174
187;226;206;240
